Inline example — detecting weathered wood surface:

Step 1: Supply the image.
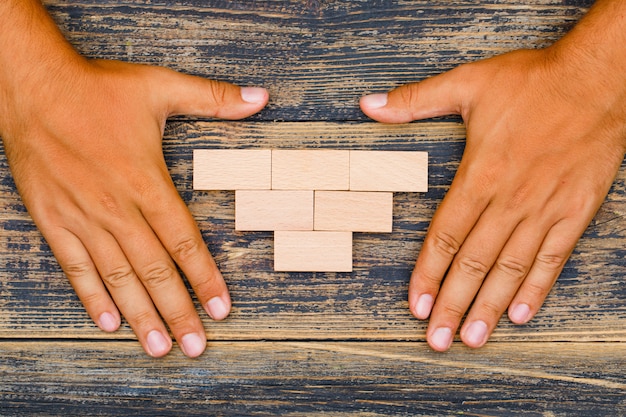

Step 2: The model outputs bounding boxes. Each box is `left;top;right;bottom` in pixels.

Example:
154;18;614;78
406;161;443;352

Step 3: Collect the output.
0;341;624;416
44;0;593;122
2;122;624;341
1;0;625;415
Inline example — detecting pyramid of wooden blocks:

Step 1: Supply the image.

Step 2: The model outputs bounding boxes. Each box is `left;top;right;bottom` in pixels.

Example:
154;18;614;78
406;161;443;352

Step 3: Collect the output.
193;149;428;272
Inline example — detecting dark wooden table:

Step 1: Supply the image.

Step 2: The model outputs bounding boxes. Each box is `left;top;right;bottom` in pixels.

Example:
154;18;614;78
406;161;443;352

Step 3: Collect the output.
1;1;624;415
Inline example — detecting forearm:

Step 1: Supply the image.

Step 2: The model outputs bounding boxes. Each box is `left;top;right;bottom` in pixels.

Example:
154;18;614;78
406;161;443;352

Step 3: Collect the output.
0;0;85;127
548;0;626;149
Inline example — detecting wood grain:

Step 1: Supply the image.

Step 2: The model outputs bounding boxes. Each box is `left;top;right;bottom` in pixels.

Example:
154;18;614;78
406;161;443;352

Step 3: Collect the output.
314;191;393;233
272;149;350;190
43;1;594;122
0;341;623;416
1;121;624;341
350;150;428;192
274;230;353;272
235;190;314;231
1;1;624;415
193;149;272;190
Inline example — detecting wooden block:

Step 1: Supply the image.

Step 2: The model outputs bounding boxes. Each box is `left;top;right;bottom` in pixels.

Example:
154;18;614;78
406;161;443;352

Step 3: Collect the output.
314;191;393;233
193;149;271;190
272;150;350;190
350;150;428;192
274;231;353;272
235;190;313;231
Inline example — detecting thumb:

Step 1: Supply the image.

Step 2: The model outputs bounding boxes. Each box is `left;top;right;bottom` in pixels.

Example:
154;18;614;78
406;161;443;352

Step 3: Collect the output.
155;67;269;120
360;66;469;123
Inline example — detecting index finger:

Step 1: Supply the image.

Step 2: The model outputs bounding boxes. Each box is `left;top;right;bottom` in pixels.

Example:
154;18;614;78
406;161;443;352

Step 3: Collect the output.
142;176;231;321
409;169;488;319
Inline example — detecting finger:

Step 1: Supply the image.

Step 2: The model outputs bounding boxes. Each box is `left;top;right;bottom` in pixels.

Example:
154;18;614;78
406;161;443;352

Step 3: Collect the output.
110;213;209;359
152;67;269;120
79;226;173;358
459;219;547;348
424;204;516;352
508;215;589;324
360;65;470;123
42;226;121;333
141;181;231;321
408;166;490;321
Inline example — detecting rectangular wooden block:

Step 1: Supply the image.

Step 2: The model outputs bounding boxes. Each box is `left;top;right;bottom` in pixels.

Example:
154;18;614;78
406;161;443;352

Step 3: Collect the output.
314;191;393;232
235;190;314;231
350;150;428;192
272;149;350;190
193;149;271;190
274;231;353;272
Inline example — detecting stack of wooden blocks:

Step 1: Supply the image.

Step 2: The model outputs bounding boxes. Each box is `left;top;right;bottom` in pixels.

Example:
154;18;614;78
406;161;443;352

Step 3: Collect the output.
194;149;428;272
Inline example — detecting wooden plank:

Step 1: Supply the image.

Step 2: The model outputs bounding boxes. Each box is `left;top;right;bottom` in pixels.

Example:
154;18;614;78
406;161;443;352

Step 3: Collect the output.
274;231;353;272
193;149;271;190
272;149;350;190
1;122;625;341
0;341;624;415
44;1;592;122
314;191;393;232
235;190;313;231
350;151;428;192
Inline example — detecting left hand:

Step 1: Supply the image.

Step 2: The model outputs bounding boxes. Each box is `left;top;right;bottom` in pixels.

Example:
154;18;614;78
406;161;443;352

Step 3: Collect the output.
360;46;626;351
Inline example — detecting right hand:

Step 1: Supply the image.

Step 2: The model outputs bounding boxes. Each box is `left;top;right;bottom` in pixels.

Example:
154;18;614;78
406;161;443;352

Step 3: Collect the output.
0;58;268;358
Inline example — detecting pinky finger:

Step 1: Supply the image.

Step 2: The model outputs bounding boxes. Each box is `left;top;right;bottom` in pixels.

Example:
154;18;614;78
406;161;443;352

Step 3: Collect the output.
508;217;588;325
44;227;121;333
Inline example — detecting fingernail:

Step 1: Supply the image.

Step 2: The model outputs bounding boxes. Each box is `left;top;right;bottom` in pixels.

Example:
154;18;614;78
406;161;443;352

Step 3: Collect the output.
510;303;531;324
241;87;268;104
415;294;434;319
181;333;206;358
206;296;230;321
361;93;388;109
98;312;119;333
430;327;453;351
464;320;488;347
146;330;171;358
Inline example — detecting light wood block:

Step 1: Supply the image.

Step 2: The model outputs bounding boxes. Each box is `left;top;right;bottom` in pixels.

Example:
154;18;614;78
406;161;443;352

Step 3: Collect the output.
350;150;428;192
314;191;393;232
235;190;314;231
193;149;271;190
274;231;353;272
272;149;350;190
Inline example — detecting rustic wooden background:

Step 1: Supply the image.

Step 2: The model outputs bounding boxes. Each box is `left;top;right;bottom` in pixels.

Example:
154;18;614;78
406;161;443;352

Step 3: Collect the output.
1;1;624;415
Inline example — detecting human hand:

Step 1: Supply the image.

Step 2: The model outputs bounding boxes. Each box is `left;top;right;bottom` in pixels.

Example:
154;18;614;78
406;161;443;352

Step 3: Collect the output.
361;45;626;351
0;59;268;357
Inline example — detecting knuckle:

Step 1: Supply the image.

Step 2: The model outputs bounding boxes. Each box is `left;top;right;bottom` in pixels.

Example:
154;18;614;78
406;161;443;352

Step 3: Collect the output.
415;267;443;289
192;270;222;296
171;236;204;264
495;256;529;282
208;80;228;107
97;192;124;220
79;290;106;307
476;300;504;318
457;255;490;280
63;261;94;279
102;265;135;289
398;84;419;109
440;302;466;319
521;280;550;300
535;251;567;271
130;309;157;329
141;262;178;289
166;308;198;329
429;231;461;257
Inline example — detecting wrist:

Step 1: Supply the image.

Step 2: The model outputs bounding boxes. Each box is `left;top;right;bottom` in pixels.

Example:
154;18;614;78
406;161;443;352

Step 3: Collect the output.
0;0;87;138
548;0;626;89
540;0;626;151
